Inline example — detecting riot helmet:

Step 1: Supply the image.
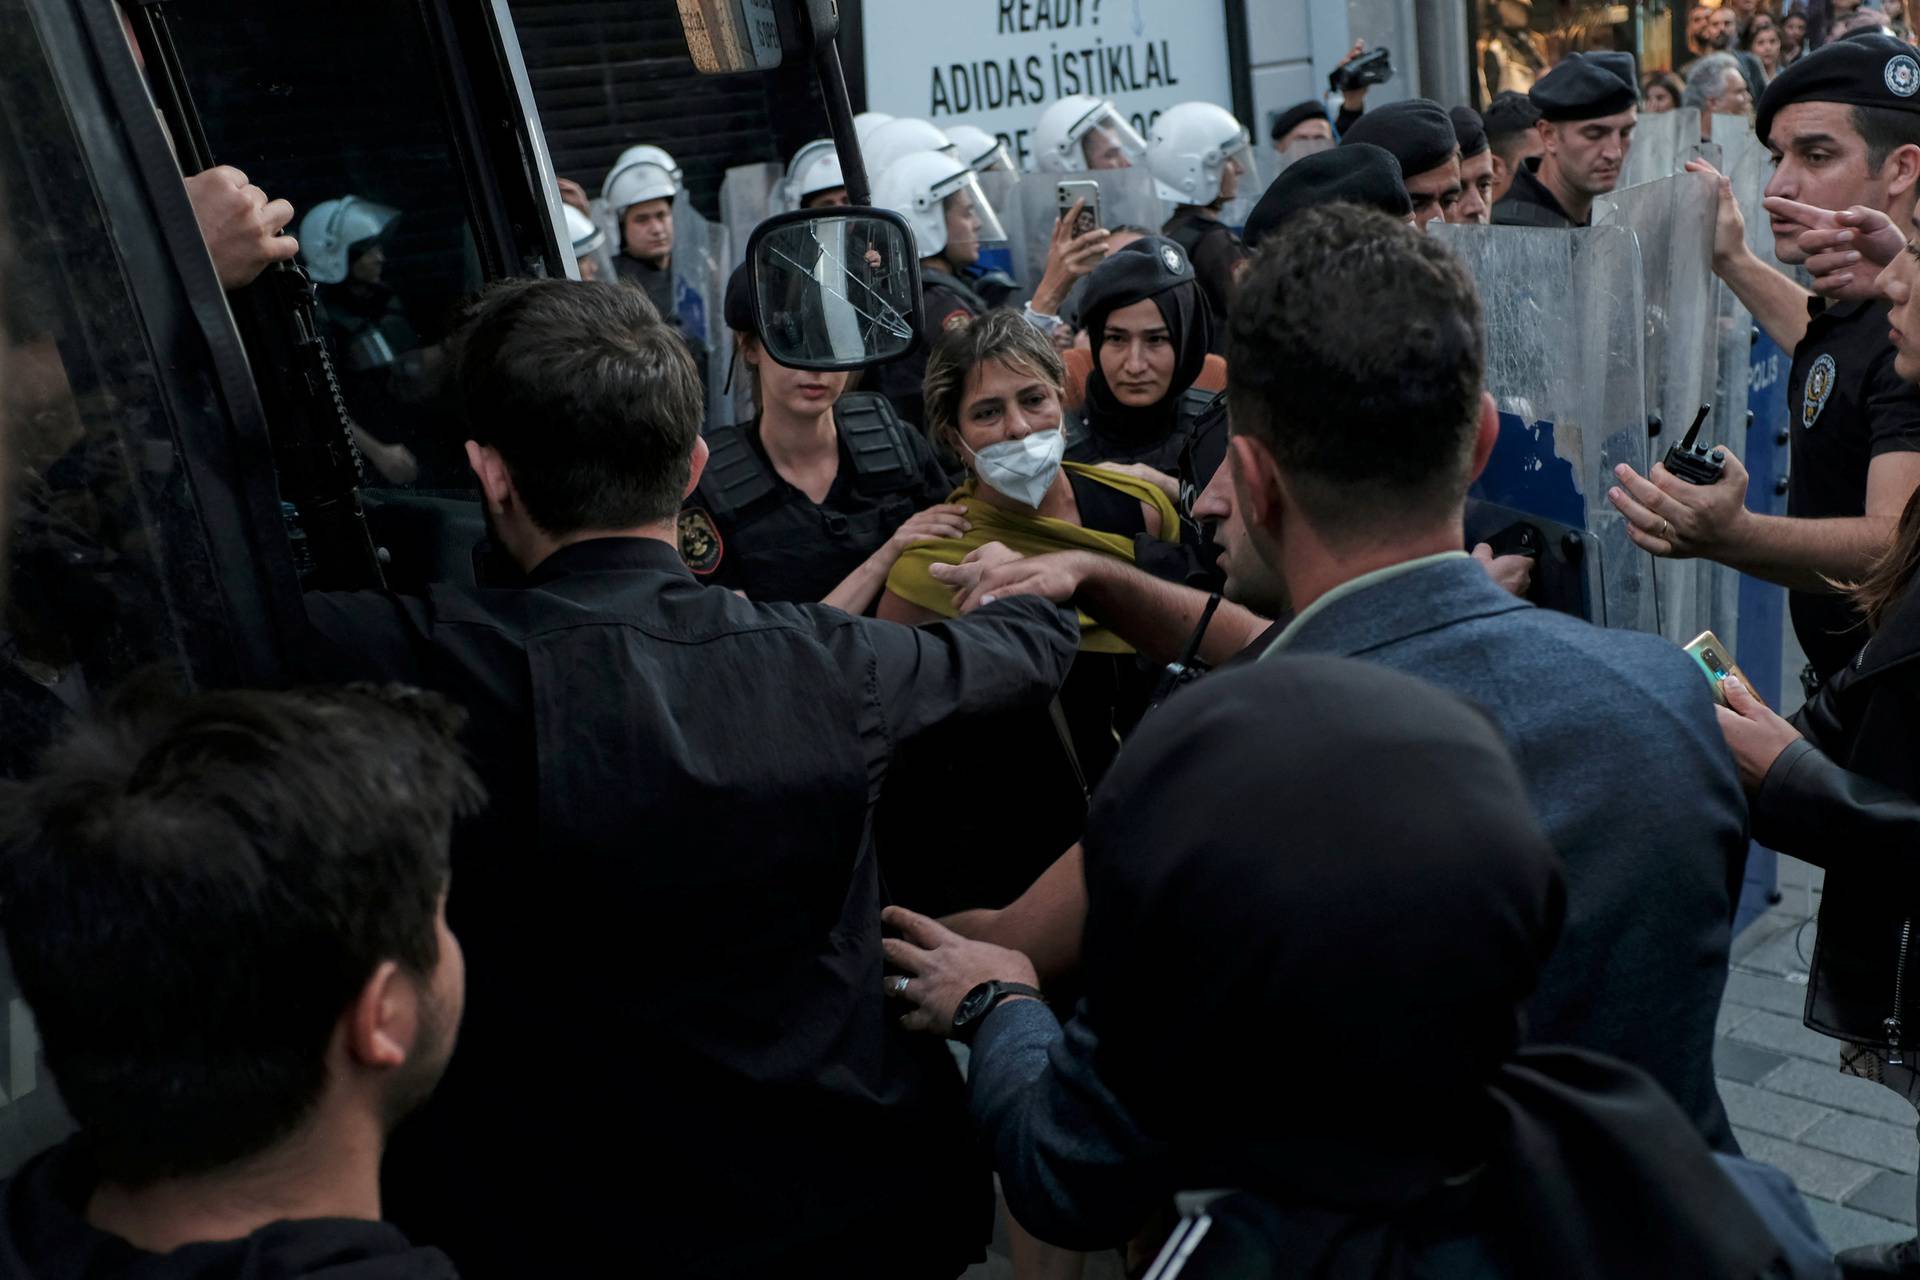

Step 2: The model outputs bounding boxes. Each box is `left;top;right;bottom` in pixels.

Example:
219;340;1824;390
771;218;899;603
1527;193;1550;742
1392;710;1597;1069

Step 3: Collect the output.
853;111;895;144
873;151;1009;263
298;196;399;285
564;204;606;258
609;143;683;189
602;158;680;214
1031;94;1149;173
946;123;1016;174
863;118;959;180
782;139;847;210
1148;102;1255;206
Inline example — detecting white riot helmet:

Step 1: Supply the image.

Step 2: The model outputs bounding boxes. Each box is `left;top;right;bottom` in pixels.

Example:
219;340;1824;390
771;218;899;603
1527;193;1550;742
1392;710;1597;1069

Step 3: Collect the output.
298;196;399;285
863;118;958;180
946;123;1015;174
1147;102;1254;205
853;111;895;145
602;159;679;215
610;144;683;188
873;150;1009;259
782;138;846;210
563;204;605;258
1030;95;1150;173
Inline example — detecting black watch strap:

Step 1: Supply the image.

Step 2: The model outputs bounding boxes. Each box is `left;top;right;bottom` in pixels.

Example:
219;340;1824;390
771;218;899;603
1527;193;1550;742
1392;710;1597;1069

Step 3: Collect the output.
952;980;1045;1044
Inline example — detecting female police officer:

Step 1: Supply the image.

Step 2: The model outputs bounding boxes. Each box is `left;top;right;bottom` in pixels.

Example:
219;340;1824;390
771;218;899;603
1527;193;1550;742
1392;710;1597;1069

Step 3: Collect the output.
677;264;964;609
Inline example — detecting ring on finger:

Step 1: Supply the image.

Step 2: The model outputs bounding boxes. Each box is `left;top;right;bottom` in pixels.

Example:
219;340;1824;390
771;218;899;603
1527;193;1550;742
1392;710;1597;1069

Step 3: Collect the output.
888;975;910;997
1660;518;1673;541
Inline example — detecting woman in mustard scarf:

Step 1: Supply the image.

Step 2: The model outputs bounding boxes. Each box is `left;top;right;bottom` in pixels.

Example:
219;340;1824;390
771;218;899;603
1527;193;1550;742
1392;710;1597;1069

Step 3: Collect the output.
873;310;1180;919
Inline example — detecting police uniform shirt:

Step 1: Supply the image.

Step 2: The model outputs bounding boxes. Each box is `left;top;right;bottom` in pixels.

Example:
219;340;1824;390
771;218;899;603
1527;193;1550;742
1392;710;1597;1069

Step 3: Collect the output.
1161;210;1246;356
679;413;953;603
1491;156;1580;229
1788;297;1920;677
874;268;988;429
299;540;1078;1275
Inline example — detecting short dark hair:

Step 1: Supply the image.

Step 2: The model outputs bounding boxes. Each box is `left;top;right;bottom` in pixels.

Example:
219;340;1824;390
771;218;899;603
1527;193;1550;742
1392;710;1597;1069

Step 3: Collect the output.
1853;104;1920;173
922;309;1065;457
457;278;704;534
1227;204;1485;538
0;682;483;1184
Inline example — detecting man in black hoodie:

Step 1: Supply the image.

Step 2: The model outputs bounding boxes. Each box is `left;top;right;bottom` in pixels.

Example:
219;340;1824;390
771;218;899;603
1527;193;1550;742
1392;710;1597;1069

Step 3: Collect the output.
0;684;475;1279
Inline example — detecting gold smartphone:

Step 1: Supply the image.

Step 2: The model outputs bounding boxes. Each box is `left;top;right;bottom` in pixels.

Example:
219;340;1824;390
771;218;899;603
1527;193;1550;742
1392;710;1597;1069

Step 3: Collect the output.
1684;630;1760;709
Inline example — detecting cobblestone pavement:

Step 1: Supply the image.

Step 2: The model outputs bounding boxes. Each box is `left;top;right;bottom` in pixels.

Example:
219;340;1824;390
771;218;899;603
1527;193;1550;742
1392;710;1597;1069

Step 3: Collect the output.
1722;856;1916;1253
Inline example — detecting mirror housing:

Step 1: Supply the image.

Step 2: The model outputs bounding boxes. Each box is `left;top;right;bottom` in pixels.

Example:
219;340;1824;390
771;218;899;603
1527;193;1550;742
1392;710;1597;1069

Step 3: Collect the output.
746;208;923;372
675;0;839;74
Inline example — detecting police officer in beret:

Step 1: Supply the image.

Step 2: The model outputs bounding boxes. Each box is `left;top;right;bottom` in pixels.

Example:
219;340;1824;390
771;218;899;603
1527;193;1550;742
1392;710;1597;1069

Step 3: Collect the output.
1610;34;1920;694
1340;99;1463;230
1493;51;1638;228
1483;89;1545;206
1452;105;1496;224
1245;143;1415;248
678;264;962;608
1270;100;1335;153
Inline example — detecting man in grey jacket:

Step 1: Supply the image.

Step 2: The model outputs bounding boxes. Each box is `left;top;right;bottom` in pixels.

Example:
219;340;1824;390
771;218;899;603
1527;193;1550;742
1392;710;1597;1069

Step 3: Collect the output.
924;204;1748;1155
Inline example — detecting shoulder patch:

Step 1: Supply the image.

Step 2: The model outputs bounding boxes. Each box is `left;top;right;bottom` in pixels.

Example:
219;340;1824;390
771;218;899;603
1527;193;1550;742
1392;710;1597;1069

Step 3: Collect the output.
1803;352;1838;431
941;308;974;332
677;508;723;575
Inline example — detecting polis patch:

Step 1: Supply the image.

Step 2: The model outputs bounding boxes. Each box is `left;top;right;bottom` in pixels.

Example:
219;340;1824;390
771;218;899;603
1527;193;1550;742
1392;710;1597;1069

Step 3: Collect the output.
678;507;723;575
1803;353;1838;430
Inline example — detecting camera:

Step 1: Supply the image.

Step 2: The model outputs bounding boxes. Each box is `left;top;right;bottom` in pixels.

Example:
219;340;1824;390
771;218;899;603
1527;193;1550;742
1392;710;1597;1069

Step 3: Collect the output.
1330;47;1394;94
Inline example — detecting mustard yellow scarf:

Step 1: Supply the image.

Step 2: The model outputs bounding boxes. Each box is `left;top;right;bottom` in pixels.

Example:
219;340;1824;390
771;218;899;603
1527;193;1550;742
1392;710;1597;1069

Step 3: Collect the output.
886;461;1180;654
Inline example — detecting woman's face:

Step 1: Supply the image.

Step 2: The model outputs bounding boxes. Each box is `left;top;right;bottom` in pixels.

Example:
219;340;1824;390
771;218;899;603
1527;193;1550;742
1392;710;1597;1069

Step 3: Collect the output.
955;357;1063;458
748;338;849;420
1099;298;1177;408
942;191;983;267
1751;26;1781;65
1880;229;1920;383
1784;13;1807;45
1645;83;1677;114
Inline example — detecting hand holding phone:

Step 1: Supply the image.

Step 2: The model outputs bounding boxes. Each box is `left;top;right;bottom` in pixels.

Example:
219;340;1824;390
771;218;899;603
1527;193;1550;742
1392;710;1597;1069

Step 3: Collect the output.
1684;630;1762;710
1057;181;1101;237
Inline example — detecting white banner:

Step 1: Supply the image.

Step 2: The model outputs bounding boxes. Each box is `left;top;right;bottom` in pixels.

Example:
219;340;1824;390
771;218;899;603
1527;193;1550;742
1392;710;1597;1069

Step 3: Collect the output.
861;0;1234;171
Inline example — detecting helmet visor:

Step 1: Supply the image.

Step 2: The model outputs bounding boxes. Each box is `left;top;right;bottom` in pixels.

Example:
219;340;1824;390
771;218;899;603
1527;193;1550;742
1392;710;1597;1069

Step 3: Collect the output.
1220;131;1256;199
1072;104;1149;169
930;169;1009;247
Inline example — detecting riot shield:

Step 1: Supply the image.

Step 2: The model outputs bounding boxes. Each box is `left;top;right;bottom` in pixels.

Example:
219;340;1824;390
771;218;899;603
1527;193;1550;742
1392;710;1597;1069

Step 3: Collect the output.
720;161;784;270
1431;224;1656;633
1007;166;1169;291
672;200;732;429
1619;108;1705;189
1218;146;1280;236
974;165;1023;287
1593;170;1724;643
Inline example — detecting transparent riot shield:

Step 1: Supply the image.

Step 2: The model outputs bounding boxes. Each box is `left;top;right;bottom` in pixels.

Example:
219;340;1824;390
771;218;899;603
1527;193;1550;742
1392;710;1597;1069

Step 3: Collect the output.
974;166;1024;287
720;161;784;270
672;201;733;429
1593;170;1722;642
1218;147;1281;234
1619;108;1705;189
1008;166;1169;290
1431;224;1656;633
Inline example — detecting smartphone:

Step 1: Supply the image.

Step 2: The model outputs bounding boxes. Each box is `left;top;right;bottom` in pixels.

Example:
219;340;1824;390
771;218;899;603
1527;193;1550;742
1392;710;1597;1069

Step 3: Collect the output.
1684;630;1760;709
1057;180;1101;236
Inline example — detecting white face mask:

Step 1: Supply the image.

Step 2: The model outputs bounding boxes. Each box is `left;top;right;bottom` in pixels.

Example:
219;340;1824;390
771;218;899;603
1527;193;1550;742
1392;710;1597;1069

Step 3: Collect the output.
968;429;1066;508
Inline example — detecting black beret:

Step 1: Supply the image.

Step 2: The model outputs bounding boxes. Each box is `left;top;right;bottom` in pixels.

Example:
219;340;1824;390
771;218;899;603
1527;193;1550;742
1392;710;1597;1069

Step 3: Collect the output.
1270;100;1330;143
1339;99;1459;178
1757;33;1920;144
1245;144;1412;248
723;261;754;335
1529;52;1639;121
1482;89;1542;141
1079;235;1196;312
1450;105;1490;158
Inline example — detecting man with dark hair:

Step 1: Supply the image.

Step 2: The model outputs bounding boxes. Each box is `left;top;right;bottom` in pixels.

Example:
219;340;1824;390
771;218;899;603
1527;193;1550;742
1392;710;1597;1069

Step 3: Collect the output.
1494;51;1638;227
1339;98;1462;230
1451;104;1496;223
1483;89;1544;205
1613;34;1920;688
0;684;476;1277
932;206;1748;1155
301;278;1079;1277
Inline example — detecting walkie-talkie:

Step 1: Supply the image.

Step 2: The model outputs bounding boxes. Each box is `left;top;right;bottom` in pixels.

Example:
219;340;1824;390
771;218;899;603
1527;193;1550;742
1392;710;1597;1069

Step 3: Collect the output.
1662;405;1726;486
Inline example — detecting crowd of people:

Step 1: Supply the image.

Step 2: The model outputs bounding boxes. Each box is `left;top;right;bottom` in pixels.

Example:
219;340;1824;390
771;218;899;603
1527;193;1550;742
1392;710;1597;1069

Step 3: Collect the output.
22;4;1920;1279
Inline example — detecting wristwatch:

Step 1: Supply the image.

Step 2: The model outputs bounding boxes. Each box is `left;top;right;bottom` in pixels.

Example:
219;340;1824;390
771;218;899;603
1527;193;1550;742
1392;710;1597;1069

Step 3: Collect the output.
951;980;1045;1044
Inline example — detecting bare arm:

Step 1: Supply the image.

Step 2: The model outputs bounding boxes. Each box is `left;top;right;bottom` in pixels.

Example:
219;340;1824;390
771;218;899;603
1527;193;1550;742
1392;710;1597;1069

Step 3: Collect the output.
820;504;970;615
942;844;1088;986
